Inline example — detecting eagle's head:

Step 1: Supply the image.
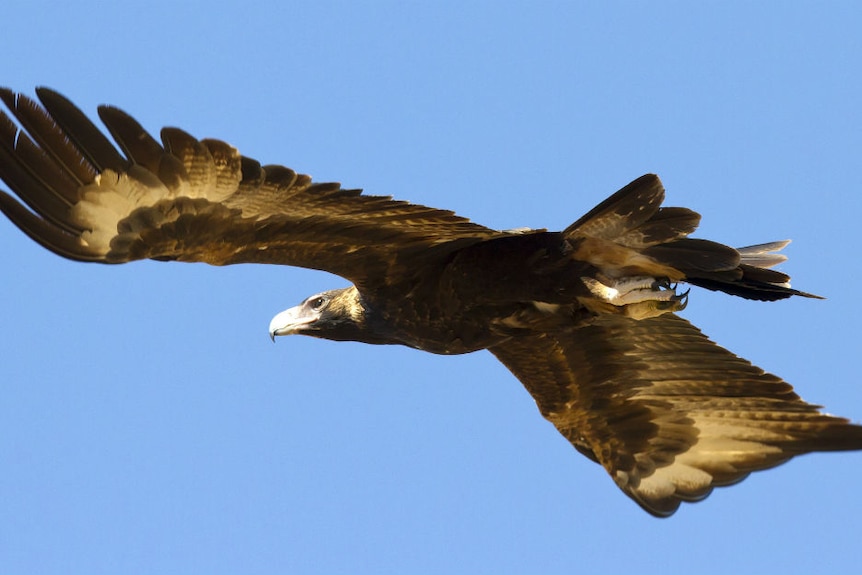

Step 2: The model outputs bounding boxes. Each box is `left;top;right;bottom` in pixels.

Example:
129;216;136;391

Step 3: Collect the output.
269;286;379;343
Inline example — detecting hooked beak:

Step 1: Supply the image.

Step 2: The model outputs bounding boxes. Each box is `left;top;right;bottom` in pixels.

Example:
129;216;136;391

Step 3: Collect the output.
268;305;317;342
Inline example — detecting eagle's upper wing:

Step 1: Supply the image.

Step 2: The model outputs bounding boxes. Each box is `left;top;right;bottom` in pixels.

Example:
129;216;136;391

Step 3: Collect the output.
0;88;500;288
489;313;862;516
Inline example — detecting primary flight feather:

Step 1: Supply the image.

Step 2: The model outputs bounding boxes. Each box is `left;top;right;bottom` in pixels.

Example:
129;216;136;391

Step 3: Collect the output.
1;87;860;517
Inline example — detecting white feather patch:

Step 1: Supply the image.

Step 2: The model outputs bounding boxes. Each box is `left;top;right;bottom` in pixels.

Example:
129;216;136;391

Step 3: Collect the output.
71;168;172;253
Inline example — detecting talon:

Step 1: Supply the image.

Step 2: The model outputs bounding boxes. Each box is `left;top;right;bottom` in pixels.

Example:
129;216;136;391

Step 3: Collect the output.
675;288;690;311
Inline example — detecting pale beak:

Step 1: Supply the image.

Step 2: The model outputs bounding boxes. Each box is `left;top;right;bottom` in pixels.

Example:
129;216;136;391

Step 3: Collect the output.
268;305;317;341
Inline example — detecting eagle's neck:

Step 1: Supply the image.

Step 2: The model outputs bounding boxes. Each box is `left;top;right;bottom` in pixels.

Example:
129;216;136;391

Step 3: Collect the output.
315;286;402;346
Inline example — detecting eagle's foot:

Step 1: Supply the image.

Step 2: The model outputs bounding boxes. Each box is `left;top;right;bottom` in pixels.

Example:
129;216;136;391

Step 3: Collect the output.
581;276;689;319
623;289;689;319
582;275;672;305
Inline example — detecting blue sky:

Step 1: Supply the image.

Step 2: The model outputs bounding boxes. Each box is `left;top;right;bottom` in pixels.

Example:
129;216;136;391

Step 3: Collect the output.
2;2;861;574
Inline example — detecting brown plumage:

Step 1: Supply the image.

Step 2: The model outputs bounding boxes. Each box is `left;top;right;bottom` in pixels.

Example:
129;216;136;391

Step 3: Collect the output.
1;87;859;517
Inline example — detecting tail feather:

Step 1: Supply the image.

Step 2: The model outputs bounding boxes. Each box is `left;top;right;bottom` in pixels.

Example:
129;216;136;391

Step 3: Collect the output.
568;175;821;303
646;239;821;301
685;264;823;301
737;240;790;269
642;238;740;273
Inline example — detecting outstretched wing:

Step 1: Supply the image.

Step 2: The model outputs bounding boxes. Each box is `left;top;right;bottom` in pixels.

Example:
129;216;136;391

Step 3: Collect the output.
490;313;862;516
0;88;500;289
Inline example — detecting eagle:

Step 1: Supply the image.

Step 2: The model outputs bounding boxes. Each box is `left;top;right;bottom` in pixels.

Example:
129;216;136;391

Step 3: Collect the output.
1;87;860;517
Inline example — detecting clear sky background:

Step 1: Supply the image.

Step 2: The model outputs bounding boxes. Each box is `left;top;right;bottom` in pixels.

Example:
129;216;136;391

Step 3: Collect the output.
2;2;861;574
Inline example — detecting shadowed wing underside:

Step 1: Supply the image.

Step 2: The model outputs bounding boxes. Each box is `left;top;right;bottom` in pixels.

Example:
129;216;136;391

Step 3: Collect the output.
0;87;499;290
491;313;862;516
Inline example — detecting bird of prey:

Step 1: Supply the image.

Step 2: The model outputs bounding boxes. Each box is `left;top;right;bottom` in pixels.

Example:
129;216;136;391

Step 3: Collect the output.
1;87;860;517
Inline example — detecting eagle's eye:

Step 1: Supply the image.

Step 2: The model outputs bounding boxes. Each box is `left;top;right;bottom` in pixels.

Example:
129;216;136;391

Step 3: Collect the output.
309;296;328;311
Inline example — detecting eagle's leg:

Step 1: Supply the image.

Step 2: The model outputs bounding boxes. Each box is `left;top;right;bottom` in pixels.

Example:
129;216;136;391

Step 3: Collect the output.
581;276;689;319
581;275;674;305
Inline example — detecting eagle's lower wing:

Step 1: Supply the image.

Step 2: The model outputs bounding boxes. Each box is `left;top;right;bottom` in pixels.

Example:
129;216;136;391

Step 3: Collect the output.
0;88;499;287
489;313;862;516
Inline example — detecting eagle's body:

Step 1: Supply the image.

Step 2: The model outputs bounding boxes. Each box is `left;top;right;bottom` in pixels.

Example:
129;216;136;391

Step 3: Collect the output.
2;87;861;517
319;231;591;354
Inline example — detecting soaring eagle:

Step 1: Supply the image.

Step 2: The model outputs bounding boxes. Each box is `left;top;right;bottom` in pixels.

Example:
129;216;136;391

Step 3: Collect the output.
1;88;860;517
